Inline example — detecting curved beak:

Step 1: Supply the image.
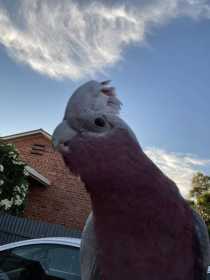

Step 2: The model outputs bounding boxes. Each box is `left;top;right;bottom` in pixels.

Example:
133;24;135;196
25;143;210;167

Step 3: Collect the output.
52;120;77;152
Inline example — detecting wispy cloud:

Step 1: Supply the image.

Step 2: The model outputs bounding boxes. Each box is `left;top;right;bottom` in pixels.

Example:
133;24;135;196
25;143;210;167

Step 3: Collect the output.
0;0;210;79
145;147;210;198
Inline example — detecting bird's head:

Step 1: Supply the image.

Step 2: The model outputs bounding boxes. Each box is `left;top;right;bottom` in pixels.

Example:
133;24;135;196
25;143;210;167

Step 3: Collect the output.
52;80;140;190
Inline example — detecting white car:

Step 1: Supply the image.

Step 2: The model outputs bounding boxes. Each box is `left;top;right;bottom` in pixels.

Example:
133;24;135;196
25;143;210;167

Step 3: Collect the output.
0;237;81;280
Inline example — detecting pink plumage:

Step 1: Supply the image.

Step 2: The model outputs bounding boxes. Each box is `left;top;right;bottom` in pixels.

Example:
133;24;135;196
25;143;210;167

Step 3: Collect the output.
53;80;209;280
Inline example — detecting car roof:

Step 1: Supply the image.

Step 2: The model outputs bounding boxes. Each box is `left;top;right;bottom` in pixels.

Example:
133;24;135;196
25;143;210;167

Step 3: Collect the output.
0;237;81;251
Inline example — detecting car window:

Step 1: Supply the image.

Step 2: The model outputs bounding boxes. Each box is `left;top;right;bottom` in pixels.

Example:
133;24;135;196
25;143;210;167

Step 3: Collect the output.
11;244;80;280
0;251;60;280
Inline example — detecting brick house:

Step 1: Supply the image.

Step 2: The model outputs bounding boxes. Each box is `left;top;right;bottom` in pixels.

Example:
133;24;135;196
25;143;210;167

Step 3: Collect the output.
0;129;91;231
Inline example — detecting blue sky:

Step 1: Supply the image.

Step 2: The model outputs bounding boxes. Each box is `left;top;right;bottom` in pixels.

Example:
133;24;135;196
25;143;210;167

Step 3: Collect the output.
0;0;210;196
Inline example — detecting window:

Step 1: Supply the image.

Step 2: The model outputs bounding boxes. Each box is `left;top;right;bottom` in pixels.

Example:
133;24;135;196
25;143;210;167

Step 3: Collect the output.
11;244;80;280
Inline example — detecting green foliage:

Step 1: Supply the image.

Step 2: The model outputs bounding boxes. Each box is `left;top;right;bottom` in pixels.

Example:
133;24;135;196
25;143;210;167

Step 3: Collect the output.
190;172;210;198
189;172;210;235
0;142;29;215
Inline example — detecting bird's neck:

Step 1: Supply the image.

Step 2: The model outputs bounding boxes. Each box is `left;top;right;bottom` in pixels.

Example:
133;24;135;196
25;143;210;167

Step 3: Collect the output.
76;130;192;280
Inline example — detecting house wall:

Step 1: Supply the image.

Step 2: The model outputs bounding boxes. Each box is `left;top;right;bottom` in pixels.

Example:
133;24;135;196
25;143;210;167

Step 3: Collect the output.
8;133;91;230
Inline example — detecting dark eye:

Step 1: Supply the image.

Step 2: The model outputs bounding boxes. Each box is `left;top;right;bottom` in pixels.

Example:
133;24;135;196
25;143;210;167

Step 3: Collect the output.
94;117;106;127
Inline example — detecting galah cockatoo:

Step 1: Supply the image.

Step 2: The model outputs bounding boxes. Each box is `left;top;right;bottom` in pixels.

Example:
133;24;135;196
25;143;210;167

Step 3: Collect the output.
52;80;210;280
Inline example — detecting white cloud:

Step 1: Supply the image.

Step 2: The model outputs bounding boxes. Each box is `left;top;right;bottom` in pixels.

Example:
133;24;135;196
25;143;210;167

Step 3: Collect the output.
145;147;210;198
0;0;209;79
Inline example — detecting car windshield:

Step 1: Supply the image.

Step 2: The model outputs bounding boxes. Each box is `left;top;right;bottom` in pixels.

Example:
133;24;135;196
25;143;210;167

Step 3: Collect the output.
0;251;62;279
0;244;81;280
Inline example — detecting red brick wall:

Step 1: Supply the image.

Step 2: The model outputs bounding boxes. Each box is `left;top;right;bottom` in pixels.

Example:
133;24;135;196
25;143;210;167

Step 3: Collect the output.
8;133;91;230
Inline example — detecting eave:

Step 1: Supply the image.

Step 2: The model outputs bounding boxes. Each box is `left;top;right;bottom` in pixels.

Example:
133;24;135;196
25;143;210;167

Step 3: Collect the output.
26;166;50;187
0;129;51;141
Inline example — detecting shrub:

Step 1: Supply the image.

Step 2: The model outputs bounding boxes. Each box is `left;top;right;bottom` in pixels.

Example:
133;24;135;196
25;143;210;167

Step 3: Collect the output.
0;142;29;215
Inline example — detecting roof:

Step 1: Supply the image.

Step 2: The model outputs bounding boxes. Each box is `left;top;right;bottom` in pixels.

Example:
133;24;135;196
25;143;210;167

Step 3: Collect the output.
26;165;50;187
0;237;81;251
0;129;51;141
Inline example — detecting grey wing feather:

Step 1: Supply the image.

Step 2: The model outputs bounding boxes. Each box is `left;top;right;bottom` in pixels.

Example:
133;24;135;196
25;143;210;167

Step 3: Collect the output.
80;212;101;280
192;209;210;279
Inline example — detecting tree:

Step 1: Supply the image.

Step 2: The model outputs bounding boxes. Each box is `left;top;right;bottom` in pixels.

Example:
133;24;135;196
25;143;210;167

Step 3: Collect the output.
189;172;210;235
190;172;210;198
0;142;29;215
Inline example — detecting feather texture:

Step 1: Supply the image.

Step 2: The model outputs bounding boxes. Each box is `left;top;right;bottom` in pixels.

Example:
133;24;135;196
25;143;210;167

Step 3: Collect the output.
53;80;210;280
